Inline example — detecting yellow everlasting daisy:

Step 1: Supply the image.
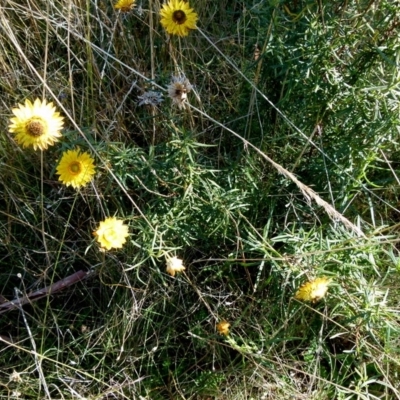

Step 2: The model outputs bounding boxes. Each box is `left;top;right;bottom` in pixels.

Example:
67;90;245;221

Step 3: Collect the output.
56;149;96;189
93;217;129;250
8;98;64;151
114;0;135;12
216;320;230;336
166;256;185;277
160;0;198;37
295;277;331;303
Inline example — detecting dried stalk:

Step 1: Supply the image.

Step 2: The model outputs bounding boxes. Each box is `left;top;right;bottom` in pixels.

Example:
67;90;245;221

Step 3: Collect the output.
0;270;89;314
190;104;365;238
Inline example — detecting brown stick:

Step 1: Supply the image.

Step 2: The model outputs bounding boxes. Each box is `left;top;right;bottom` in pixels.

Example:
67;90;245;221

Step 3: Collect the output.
0;270;88;314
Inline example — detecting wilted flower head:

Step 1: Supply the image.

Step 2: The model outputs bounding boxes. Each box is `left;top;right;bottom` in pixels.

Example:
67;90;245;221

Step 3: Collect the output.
167;75;192;109
9;370;22;383
160;0;198;37
93;217;129;251
8;98;64;151
295;277;331;303
216;320;230;336
114;0;135;12
137;91;164;107
166;256;185;277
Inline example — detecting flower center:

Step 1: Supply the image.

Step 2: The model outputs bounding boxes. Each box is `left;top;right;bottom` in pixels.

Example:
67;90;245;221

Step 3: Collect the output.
26;119;45;137
105;229;118;242
172;10;187;24
175;89;187;100
69;161;82;175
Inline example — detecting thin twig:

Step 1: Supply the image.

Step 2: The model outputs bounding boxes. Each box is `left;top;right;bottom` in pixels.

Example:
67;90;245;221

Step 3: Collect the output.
0;270;88;314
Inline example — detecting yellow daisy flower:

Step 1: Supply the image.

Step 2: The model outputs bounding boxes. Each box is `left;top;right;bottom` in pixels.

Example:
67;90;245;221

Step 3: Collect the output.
295;277;331;303
56;149;96;189
93;217;129;250
166;256;185;277
216;320;230;336
160;0;198;37
114;0;135;12
8;98;64;151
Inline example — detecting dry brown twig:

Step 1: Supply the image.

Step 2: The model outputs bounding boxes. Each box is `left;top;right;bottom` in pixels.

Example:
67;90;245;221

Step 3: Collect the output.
0;270;89;314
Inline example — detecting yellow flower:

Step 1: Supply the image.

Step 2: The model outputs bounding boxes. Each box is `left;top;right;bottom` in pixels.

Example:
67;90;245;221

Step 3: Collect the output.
56;149;96;189
295;277;331;303
93;217;129;250
167;75;192;109
166;256;185;277
8;98;64;151
216;320;230;336
114;0;135;12
160;0;198;37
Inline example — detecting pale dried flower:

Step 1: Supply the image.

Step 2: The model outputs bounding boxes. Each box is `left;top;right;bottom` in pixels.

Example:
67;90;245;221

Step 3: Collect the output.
137;91;164;107
9;370;22;383
166;256;185;277
167;75;193;109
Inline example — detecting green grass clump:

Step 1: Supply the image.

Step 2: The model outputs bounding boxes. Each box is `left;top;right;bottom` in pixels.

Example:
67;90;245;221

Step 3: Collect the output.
0;0;400;399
